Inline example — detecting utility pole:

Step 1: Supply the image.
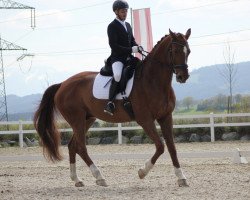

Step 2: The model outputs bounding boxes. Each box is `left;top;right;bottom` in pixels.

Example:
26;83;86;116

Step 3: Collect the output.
0;0;36;29
0;37;27;121
0;0;34;121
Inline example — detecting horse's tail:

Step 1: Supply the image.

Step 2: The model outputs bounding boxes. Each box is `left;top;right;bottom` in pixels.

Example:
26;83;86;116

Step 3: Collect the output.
33;83;63;162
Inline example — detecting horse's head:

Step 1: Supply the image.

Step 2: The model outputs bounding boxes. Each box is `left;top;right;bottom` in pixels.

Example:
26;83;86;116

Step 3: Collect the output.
169;28;191;83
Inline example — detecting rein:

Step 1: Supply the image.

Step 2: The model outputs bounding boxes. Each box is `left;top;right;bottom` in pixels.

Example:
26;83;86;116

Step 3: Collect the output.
139;49;149;59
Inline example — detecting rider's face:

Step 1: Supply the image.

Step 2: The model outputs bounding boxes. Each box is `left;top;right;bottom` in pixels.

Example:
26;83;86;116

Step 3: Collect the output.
115;8;128;21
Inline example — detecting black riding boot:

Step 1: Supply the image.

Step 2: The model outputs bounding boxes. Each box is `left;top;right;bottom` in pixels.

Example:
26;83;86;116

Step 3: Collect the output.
104;80;119;116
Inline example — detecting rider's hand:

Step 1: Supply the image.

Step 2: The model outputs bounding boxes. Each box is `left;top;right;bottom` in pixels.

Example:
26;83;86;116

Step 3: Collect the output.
132;46;139;53
138;46;144;52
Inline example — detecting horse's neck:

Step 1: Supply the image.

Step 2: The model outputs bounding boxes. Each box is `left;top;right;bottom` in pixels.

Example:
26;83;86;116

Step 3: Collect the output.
142;39;173;94
142;60;173;92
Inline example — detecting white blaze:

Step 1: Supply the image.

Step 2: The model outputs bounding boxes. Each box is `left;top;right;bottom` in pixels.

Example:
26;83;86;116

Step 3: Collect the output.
183;46;188;64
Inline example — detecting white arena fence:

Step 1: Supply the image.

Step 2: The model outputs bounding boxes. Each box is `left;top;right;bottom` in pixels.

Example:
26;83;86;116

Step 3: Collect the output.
0;113;250;148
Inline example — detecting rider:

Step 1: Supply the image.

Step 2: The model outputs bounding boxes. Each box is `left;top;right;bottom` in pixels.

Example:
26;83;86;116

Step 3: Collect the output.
104;0;141;116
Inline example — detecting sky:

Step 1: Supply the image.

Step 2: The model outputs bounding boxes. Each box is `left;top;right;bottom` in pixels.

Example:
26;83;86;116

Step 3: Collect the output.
0;0;250;96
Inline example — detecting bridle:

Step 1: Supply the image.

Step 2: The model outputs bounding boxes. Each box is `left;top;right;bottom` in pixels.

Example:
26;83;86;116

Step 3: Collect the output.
139;40;189;74
169;41;189;73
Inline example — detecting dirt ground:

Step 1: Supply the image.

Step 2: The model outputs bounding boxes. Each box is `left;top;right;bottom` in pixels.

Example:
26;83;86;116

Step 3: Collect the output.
0;141;249;200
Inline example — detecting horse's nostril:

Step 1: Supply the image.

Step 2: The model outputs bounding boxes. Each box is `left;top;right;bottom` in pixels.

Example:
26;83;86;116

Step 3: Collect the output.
176;76;181;83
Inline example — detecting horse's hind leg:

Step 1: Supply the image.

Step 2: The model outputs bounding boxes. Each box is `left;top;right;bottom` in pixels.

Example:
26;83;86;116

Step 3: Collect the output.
68;114;107;187
157;115;188;187
68;117;96;187
68;118;96;187
68;135;84;187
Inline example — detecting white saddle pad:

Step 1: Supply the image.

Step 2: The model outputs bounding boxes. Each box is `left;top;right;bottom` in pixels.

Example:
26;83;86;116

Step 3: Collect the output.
93;73;134;100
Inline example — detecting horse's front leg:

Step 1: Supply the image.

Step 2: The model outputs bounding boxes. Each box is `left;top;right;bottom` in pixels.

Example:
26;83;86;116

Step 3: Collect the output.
157;115;188;187
137;120;165;179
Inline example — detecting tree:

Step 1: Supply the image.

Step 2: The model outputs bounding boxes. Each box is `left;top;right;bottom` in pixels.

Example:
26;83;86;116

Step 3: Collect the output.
182;96;194;110
218;42;237;113
234;94;242;104
240;96;250;112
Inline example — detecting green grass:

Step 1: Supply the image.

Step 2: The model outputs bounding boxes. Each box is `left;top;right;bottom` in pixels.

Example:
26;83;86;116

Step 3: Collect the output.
174;106;210;115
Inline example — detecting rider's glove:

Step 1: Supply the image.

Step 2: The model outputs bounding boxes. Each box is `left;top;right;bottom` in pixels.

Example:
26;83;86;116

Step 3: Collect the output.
138;46;144;52
132;46;139;53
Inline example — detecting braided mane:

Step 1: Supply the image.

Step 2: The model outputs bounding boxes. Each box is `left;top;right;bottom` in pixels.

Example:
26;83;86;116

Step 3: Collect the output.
141;34;170;63
151;34;169;52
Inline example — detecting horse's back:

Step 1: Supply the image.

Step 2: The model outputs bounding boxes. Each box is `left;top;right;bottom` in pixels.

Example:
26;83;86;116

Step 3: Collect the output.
65;71;98;82
55;71;98;107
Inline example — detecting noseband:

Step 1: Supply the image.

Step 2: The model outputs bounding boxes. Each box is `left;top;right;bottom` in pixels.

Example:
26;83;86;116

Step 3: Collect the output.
169;41;188;73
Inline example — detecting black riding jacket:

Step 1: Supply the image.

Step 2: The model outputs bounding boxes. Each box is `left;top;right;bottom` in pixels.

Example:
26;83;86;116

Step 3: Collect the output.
108;19;137;64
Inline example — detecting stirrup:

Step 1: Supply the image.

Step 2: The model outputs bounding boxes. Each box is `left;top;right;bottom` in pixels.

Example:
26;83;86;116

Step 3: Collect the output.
104;102;115;116
123;97;134;118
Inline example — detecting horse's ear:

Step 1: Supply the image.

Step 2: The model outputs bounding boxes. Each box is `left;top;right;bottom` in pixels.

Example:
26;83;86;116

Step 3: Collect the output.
185;28;191;40
169;29;177;40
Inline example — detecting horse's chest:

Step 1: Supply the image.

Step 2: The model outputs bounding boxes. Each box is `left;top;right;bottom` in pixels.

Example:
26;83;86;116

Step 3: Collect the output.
155;99;175;118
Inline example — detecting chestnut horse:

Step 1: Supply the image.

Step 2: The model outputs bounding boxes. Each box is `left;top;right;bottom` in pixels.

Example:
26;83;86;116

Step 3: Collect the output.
34;29;191;187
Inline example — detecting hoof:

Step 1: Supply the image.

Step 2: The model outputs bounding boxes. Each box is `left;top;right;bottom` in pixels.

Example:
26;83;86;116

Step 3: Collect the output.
96;179;108;187
177;179;189;187
75;181;84;187
138;169;146;179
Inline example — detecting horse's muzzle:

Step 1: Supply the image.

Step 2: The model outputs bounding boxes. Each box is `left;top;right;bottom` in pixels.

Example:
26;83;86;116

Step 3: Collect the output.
176;74;190;83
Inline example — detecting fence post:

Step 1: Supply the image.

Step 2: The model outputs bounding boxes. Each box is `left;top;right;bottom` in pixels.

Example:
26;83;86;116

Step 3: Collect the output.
209;113;215;142
118;123;122;144
19;120;24;148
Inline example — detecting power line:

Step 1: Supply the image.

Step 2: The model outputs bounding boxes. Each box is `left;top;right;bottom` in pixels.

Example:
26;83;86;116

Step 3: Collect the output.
13;29;34;42
192;28;250;39
22;0;246;30
37;1;112;17
192;38;250;47
153;0;241;15
0;0;244;25
5;26;249;57
4;35;250;57
1;1;249;56
24;38;250;56
0;1;112;24
38;20;107;30
0;0;36;28
36;52;110;57
35;47;108;56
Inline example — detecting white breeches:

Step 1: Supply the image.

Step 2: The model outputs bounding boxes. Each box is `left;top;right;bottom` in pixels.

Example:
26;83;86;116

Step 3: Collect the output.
112;61;123;82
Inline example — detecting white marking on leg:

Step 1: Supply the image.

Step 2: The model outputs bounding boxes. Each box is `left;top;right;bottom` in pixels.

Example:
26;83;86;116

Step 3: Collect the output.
90;164;107;186
90;164;104;180
174;167;186;180
70;163;81;183
140;159;154;176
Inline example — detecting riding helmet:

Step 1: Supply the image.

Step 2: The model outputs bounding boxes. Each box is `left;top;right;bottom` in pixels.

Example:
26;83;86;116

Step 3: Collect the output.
113;0;129;12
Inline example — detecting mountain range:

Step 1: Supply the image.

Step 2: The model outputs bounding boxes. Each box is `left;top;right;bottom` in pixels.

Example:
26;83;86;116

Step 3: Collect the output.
4;61;250;120
173;61;250;100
